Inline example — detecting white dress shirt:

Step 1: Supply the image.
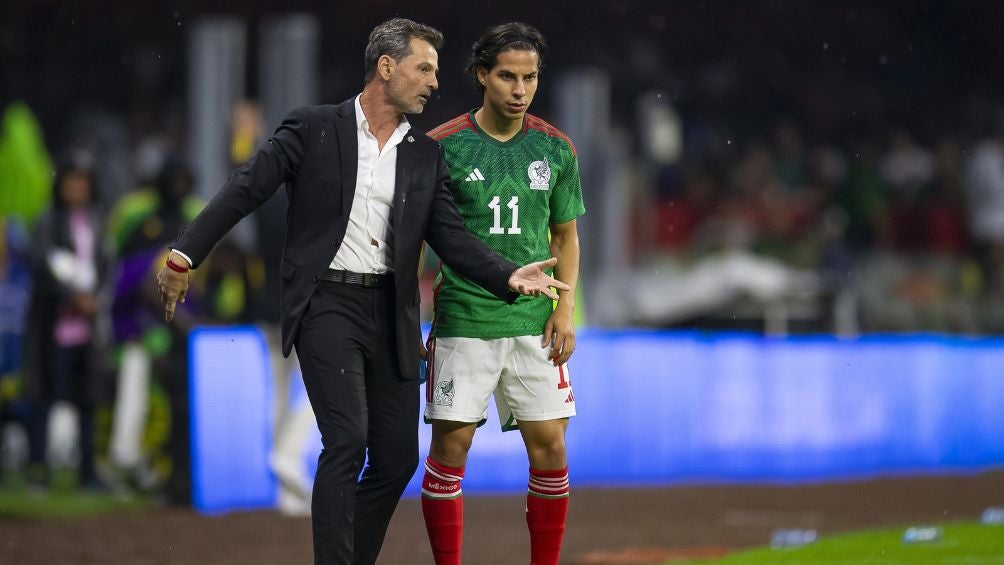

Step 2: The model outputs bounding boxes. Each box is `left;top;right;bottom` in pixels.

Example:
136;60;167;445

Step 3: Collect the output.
330;95;410;274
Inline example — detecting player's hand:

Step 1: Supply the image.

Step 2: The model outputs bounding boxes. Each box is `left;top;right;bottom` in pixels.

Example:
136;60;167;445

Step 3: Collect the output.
508;257;569;300
419;337;429;360
543;307;576;366
157;262;189;322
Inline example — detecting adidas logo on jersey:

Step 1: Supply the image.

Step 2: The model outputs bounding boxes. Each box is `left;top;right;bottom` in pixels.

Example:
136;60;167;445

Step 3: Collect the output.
464;168;486;182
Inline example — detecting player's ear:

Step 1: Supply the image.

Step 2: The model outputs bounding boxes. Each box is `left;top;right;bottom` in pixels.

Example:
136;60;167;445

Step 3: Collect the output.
477;66;488;85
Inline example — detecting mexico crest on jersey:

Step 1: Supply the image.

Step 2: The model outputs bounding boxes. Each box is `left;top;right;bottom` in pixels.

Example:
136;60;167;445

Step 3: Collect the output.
528;159;551;190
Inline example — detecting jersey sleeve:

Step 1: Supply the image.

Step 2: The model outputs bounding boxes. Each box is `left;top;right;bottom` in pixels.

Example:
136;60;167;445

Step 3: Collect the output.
549;142;586;224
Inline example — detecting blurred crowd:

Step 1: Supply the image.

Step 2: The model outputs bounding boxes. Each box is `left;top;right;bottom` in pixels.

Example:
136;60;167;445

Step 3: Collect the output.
0;101;268;501
620;78;1004;333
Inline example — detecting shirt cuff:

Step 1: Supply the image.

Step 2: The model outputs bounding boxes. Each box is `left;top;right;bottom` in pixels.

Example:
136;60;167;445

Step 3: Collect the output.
169;249;194;268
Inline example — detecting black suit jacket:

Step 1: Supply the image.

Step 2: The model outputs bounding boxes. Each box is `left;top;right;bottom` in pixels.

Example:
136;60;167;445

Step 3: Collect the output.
174;99;519;379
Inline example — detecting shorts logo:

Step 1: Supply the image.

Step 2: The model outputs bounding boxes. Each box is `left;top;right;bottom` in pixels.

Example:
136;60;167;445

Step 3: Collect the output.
528;159;551;190
433;379;455;406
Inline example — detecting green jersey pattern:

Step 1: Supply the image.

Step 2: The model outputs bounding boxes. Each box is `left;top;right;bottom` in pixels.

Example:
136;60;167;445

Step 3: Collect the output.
429;111;585;338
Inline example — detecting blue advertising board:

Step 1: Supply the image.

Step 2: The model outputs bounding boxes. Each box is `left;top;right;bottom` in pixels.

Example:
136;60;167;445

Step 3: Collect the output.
189;327;1004;513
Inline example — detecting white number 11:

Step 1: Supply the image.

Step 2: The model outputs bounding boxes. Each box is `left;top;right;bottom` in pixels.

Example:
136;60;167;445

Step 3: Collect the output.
488;195;522;235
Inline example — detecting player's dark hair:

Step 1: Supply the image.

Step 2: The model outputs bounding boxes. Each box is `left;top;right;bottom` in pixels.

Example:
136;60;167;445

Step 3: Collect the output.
467;22;547;94
364;18;444;83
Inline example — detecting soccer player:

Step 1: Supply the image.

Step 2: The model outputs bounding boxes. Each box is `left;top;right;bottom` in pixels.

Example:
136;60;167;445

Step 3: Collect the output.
421;23;584;565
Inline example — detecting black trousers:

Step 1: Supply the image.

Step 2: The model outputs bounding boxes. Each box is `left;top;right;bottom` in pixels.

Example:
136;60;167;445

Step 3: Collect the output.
294;280;419;565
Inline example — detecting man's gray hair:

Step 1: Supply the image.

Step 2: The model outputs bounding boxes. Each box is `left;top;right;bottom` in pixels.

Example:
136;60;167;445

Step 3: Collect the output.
364;18;444;83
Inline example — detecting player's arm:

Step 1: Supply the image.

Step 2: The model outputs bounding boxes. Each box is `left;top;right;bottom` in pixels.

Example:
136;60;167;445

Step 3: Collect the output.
543;218;580;366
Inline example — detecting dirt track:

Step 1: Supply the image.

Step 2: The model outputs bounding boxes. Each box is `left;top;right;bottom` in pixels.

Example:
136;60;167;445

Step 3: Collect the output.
2;470;1003;564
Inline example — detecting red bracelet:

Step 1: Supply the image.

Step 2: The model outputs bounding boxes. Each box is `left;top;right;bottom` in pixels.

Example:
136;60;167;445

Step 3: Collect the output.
166;256;190;273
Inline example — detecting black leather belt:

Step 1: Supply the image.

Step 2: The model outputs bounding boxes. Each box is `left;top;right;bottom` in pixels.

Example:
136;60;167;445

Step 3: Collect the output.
319;269;392;288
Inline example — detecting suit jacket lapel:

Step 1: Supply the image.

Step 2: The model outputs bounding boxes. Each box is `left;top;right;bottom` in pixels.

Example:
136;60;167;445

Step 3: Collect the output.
333;101;357;213
393;132;419;228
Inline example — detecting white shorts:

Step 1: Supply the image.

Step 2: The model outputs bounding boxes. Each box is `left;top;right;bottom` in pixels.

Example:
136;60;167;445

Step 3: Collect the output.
424;335;576;431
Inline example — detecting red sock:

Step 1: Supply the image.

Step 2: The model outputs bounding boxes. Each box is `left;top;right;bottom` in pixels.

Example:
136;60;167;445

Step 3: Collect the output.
526;467;570;565
421;457;465;565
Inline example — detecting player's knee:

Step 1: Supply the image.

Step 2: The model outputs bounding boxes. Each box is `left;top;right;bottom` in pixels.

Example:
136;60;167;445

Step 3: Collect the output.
429;422;475;465
430;438;471;468
526;436;567;467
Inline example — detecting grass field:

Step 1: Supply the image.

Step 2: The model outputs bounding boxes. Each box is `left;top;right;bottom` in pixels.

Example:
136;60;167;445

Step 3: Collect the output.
669;522;1004;565
0;470;149;519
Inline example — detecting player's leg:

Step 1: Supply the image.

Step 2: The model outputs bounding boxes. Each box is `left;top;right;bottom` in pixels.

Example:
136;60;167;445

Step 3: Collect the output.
429;420;477;468
519;419;570;565
520;418;569;470
499;336;576;565
422;336;504;565
423;420;476;565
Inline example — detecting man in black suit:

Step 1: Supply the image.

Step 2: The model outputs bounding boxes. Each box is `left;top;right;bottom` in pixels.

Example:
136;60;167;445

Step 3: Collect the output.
156;18;568;565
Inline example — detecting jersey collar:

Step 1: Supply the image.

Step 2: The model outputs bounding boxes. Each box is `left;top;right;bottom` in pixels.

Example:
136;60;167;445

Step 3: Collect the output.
469;109;527;147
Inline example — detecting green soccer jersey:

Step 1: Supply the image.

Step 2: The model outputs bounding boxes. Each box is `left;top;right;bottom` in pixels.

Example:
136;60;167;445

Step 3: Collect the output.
428;111;585;338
